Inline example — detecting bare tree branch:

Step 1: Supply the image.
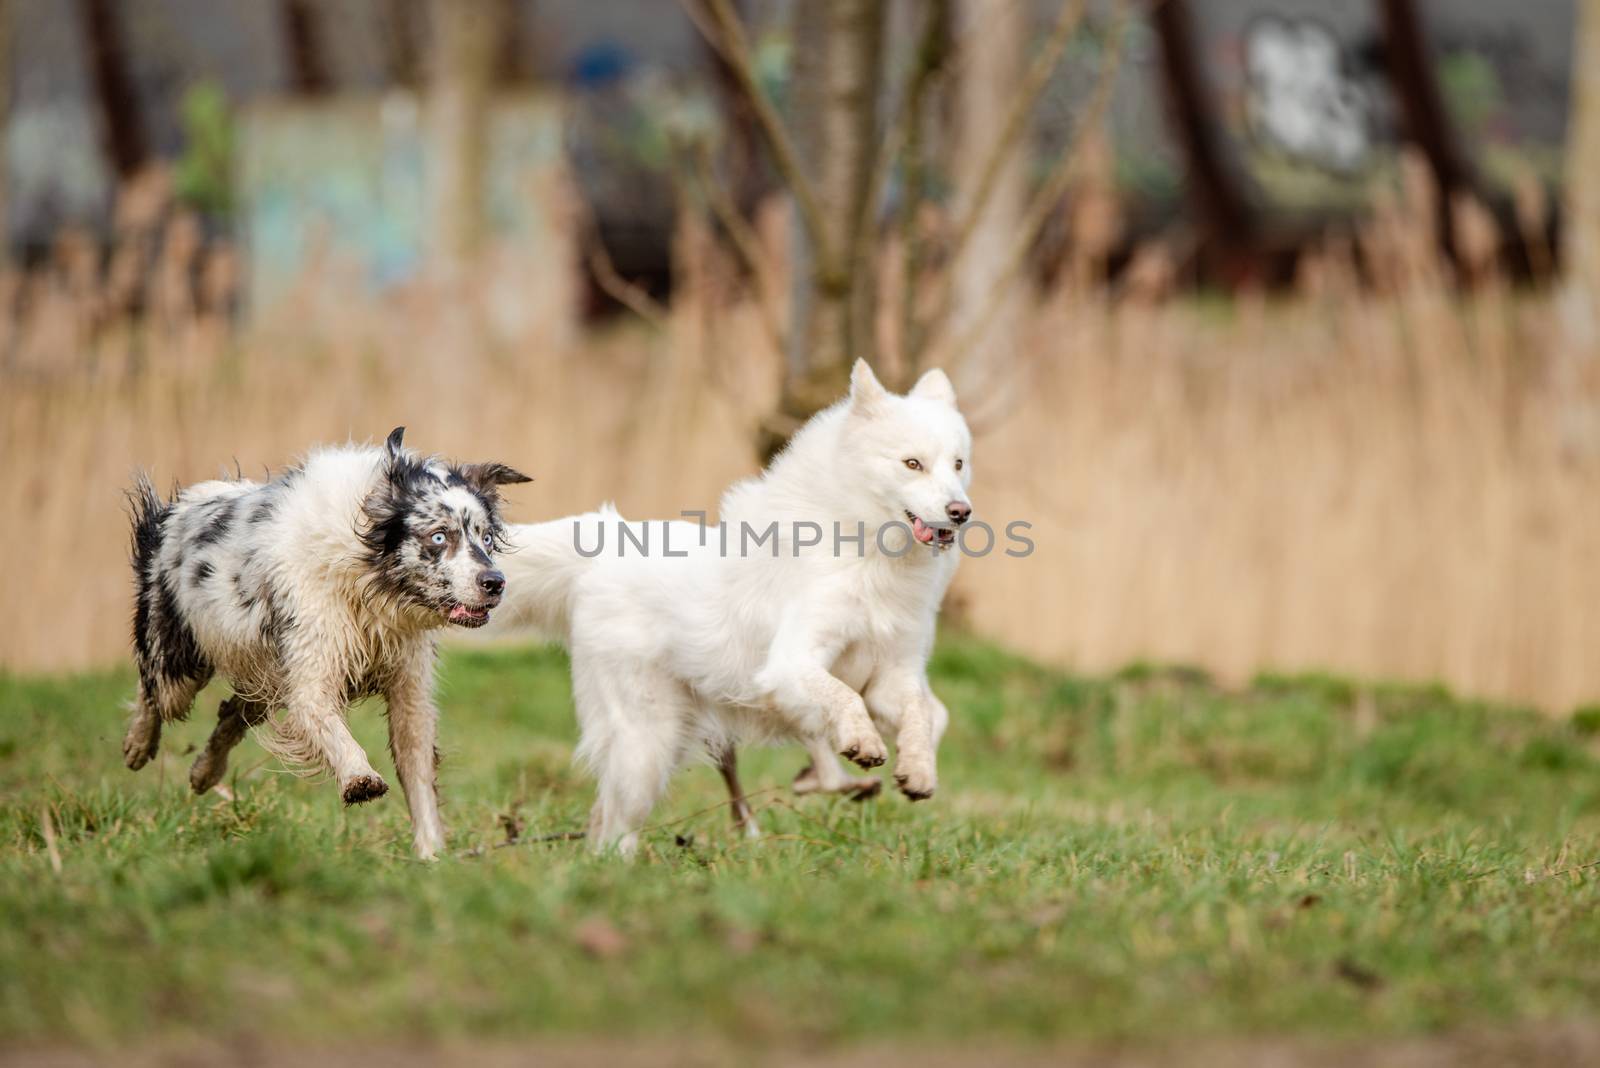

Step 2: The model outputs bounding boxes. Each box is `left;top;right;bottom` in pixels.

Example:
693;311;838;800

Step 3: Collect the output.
849;0;952;292
684;141;788;358
929;0;1128;372
944;0;1089;277
680;0;838;279
574;193;670;329
588;240;670;330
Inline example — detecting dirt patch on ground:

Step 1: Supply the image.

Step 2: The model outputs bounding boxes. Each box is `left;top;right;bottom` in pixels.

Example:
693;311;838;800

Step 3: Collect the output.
9;1022;1600;1068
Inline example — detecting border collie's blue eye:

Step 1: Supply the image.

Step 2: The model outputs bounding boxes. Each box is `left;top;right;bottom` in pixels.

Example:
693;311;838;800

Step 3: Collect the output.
483;533;493;549
431;532;447;546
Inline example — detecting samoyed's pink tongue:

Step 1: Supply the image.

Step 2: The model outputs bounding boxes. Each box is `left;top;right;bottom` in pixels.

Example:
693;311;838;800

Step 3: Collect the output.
911;516;936;544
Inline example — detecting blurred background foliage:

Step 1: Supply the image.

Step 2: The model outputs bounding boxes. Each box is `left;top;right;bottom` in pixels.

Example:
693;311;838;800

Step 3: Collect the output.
2;0;1600;716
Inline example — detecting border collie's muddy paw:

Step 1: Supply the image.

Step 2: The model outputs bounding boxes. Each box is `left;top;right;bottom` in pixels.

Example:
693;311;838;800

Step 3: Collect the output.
341;774;389;805
838;728;887;769
122;722;161;771
189;751;225;794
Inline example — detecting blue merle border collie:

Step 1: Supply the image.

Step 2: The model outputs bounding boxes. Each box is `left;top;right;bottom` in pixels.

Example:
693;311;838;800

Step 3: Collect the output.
122;427;530;858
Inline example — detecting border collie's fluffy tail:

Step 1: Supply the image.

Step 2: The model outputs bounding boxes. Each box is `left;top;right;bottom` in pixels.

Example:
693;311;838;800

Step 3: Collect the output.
127;473;168;571
125;473;172;696
487;507;616;644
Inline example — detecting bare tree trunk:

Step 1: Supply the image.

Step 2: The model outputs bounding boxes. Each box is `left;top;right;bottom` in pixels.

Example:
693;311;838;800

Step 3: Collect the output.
1151;0;1258;286
496;0;528;85
382;0;423;90
76;0;146;179
429;0;500;265
0;0;11;259
1565;0;1600;345
767;0;886;458
1377;0;1474;262
281;0;332;95
949;0;1026;398
702;0;763;219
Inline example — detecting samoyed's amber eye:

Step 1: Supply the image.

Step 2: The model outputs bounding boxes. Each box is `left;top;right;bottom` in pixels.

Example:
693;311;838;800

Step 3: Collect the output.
904;458;922;471
955;459;964;471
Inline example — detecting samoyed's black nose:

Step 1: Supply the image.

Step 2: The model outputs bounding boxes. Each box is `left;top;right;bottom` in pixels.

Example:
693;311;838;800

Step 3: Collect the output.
477;571;506;597
945;501;972;525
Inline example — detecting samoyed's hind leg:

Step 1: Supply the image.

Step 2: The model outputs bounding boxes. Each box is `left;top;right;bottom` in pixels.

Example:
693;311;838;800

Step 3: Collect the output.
575;655;690;858
123;672;209;771
715;745;763;839
792;735;882;800
189;695;271;793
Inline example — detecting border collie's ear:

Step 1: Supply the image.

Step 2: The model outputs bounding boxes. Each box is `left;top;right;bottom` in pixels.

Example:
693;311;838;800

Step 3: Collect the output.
461;462;533;495
850;359;888;414
385;427;406;461
910;368;956;407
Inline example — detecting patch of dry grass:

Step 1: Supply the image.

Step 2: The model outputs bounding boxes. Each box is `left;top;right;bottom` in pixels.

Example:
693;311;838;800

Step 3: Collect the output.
5;174;1600;711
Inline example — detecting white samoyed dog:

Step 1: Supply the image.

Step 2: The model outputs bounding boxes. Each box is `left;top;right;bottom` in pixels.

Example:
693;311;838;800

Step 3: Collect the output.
490;360;973;854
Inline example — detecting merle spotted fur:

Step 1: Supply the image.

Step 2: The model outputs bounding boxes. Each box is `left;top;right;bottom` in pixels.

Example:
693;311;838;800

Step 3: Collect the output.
121;427;531;859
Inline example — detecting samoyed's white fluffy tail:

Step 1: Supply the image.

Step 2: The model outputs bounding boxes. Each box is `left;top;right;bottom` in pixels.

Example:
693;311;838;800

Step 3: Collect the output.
488;506;616;644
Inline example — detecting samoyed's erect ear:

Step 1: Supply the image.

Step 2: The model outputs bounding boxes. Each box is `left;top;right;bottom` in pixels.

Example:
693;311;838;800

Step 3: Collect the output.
909;368;956;407
849;359;888;414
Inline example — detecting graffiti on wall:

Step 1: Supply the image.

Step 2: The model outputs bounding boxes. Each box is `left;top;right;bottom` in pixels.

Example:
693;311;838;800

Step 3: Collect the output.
1244;15;1372;174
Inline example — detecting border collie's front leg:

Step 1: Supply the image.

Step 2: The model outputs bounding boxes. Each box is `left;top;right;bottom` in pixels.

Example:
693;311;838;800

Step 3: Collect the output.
276;672;387;805
384;648;445;859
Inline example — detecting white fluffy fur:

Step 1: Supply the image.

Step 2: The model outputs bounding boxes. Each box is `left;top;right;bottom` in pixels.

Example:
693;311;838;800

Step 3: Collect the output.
490;361;973;854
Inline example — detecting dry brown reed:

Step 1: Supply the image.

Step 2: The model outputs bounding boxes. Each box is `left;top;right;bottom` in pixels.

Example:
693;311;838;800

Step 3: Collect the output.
5;163;1600;714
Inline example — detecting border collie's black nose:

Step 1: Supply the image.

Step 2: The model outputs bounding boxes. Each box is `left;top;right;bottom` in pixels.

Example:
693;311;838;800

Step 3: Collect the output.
946;501;971;525
478;571;505;596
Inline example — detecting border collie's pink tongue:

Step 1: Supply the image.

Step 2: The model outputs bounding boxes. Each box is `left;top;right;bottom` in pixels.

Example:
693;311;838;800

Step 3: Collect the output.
911;516;936;544
449;604;482;623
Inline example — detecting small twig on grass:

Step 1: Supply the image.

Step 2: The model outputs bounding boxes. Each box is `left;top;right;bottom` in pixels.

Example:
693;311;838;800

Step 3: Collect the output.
720;831;842;853
1540;859;1600;881
39;804;62;875
456;785;789;860
456;829;589;859
648;784;784;834
768;797;895;856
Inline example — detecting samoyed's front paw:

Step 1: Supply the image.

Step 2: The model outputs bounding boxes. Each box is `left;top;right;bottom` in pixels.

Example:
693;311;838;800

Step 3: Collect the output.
893;756;937;801
837;724;888;769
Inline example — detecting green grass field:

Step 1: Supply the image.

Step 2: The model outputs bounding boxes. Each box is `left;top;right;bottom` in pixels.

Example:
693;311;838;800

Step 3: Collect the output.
3;638;1600;1058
